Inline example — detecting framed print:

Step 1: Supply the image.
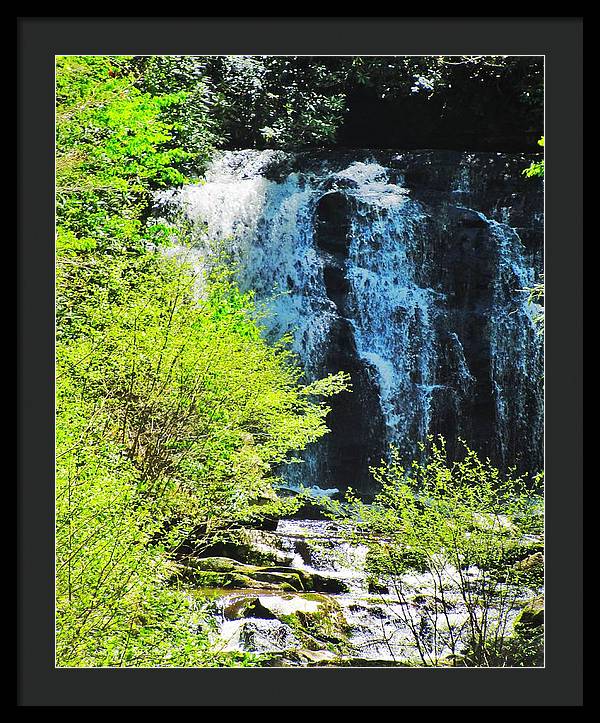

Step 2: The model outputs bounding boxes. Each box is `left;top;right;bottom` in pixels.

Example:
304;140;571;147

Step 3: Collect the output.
18;16;582;707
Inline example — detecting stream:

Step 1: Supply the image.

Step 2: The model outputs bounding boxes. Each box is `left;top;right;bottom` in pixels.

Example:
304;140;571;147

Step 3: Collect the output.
186;515;534;667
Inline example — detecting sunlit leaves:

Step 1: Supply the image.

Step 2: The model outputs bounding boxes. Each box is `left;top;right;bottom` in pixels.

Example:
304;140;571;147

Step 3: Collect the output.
55;55;347;667
523;136;545;179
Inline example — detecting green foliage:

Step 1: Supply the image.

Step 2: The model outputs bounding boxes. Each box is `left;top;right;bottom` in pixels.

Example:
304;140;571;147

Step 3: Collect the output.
63;55;541;155
124;55;540;152
349;55;542;102
202;55;542;150
130;55;222;174
521;137;544;334
55;401;213;667
56;56;190;250
55;56;347;667
205;56;347;149
525;273;545;334
329;437;544;667
523;136;545;178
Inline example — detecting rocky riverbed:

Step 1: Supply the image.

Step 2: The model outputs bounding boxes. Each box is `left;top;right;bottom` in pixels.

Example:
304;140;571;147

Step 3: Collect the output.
174;516;544;667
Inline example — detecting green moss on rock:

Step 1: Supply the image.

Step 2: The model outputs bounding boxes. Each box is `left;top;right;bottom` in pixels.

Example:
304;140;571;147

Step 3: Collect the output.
279;594;350;650
515;595;544;629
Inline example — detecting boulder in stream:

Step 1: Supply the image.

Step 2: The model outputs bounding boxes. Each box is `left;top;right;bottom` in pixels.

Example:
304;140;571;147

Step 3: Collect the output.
195;528;296;567
176;554;350;594
216;591;350;654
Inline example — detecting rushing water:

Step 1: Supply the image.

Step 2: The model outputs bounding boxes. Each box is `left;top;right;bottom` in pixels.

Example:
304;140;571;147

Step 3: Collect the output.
196;517;531;666
156;149;543;494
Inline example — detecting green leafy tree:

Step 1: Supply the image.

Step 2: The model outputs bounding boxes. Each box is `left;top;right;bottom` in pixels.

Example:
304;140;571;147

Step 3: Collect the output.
130;55;222;175
55;55;347;667
205;55;348;148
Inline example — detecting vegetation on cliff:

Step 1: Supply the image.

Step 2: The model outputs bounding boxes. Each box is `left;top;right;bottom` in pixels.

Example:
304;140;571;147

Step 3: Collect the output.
523;136;545;334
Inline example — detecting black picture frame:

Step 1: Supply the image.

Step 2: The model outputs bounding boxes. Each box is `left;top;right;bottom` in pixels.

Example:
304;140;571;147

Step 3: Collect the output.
18;16;583;707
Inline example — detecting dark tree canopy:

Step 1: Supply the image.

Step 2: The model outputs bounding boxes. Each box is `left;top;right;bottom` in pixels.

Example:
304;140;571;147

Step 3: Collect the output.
133;55;543;160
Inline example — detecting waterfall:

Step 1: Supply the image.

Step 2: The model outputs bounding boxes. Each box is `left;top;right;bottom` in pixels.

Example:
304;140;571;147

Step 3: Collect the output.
155;149;543;493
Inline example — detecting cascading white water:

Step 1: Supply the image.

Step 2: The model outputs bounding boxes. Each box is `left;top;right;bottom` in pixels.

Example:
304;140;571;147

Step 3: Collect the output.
157;151;332;373
344;172;442;444
198;517;534;664
155;149;543;490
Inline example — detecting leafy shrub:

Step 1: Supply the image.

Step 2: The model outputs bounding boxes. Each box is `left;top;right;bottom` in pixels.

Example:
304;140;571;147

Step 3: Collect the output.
331;436;544;667
522;136;545;178
55;55;348;667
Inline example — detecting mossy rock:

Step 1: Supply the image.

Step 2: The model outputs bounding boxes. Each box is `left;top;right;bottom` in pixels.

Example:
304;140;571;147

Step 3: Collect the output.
175;555;349;594
197;529;293;566
283;568;348;594
173;558;294;591
514;552;544;573
185;556;242;573
311;572;349;594
180;569;285;590
515;595;544;629
175;557;305;592
279;594;350;649
295;648;340;665
224;596;278;621
221;591;351;653
245;569;305;591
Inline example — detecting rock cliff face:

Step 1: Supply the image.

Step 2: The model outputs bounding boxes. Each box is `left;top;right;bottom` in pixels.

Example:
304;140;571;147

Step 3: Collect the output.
158;149;543;495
